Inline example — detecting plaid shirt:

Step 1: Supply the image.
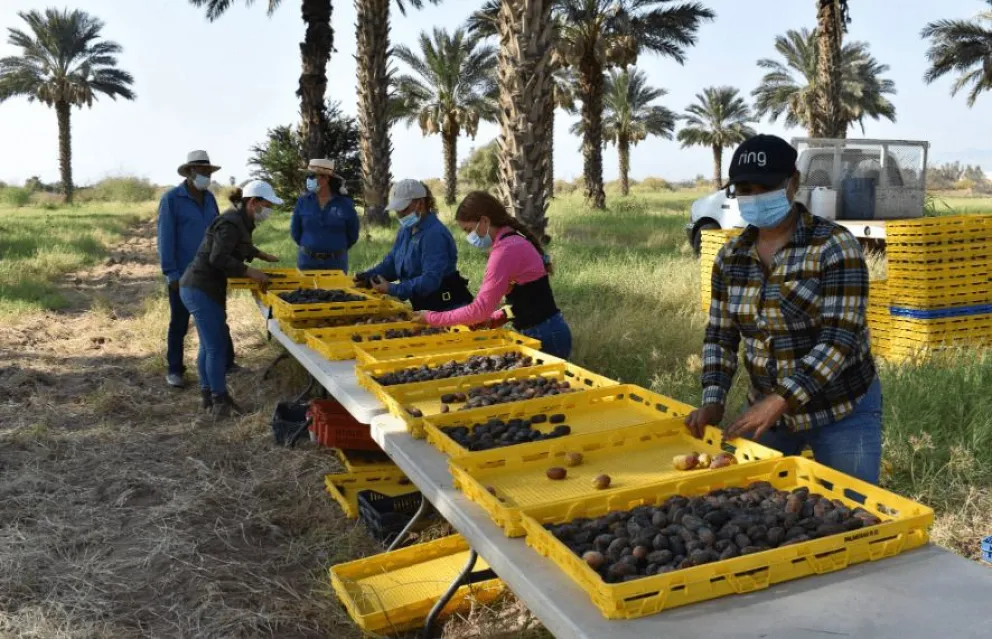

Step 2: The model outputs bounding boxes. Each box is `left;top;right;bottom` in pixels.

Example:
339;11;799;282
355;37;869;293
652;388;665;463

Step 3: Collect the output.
702;204;876;431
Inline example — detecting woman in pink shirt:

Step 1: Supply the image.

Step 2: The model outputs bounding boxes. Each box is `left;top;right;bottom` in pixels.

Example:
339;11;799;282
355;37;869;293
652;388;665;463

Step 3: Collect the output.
412;191;572;358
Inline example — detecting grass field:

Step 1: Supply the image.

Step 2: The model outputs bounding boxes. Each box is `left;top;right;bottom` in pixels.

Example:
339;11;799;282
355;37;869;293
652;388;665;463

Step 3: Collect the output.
1;188;992;636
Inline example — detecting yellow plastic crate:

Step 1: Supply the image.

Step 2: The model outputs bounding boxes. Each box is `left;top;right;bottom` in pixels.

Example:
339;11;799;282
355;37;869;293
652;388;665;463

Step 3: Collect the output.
449;419;779;537
375;363;619;438
324;470;412;519
356;344;562;393
308;270;352;287
330;535;506;635
278;311;412;343
520;456;933;620
266;287;403;320
331;448;399;474
354;329;541;365
228;267;315;291
305;322;465;361
425;384;694;459
887;214;992;243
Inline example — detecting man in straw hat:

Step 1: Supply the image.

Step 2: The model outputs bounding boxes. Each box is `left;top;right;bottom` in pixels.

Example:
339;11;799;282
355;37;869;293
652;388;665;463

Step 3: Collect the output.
290;158;359;272
156;150;235;389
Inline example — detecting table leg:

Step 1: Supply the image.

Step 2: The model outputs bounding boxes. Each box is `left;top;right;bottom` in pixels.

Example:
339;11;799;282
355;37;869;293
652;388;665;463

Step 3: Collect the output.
421;549;478;639
387;494;430;552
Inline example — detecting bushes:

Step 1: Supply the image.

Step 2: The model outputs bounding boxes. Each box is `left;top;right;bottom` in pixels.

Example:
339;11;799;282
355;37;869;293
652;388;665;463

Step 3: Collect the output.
0;186;32;207
79;177;157;203
639;177;674;192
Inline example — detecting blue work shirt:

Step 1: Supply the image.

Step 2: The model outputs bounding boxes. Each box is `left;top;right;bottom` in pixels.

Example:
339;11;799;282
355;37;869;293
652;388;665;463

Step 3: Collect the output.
290;192;360;257
156;182;219;282
365;212;460;301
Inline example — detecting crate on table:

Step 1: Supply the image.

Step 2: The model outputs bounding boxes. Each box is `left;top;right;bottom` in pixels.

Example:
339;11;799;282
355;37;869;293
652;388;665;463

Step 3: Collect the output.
331;448;398;474
308;399;379;451
330;534;505;636
305;322;467;361
519;456;933;620
370;362;619;438
228;267;315;291
356;344;562;394
425;384;694;460
266;287;404;321
324;470;412;519
358;488;436;544
448;417;779;537
353;329;541;365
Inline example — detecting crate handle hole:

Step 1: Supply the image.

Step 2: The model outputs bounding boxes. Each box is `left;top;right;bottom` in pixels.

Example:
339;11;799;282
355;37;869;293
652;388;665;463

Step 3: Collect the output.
670;585;686;593
630;393;643;402
623;590;661;603
816;478;835;492
778;470;789;478
843;488;867;505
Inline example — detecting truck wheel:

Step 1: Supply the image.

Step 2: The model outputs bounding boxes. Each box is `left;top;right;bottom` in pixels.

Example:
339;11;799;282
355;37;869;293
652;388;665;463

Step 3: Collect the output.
692;222;720;256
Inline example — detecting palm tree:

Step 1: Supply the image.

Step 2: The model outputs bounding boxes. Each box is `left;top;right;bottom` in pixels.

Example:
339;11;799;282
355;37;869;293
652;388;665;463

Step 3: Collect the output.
493;1;556;239
393;28;498;205
814;0;849;137
189;0;331;160
554;0;714;209
752;29;896;137
0;9;135;203
571;68;675;196
677;87;756;187
357;0;440;227
922;2;992;107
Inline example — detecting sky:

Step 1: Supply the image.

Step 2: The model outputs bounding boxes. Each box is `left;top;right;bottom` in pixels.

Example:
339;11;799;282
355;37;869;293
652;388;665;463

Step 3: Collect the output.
1;0;991;188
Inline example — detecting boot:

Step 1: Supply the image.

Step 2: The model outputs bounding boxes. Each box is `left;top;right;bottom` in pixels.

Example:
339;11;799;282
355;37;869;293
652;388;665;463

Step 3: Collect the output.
200;389;213;411
211;392;252;420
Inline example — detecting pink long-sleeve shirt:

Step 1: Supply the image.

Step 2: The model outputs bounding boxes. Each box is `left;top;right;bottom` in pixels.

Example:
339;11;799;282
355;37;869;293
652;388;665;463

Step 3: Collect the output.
424;229;547;327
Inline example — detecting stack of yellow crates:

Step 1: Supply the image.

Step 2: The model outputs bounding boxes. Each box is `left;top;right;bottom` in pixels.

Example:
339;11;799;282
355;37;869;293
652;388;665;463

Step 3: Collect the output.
885;215;992;361
867;280;891;359
699;228;741;314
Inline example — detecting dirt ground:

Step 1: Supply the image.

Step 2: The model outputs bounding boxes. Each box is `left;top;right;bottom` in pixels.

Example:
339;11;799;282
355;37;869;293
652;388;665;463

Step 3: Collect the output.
0;220;545;639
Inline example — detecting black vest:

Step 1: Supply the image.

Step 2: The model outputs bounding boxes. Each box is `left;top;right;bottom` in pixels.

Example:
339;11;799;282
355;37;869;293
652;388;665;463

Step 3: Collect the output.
410;271;474;312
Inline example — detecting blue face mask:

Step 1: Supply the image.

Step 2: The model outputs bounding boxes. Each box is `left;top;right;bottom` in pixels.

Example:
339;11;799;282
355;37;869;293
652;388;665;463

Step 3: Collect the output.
738;187;793;228
191;174;211;191
306;178;318;193
398;212;419;229
466;220;492;249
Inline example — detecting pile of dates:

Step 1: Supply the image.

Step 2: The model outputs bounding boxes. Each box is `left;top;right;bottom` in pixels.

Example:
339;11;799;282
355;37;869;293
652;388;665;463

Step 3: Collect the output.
279;288;366;304
374;353;534;386
546;481;883;583
457;377;574;410
310;314;409;329
352;326;446;343
440;413;570;451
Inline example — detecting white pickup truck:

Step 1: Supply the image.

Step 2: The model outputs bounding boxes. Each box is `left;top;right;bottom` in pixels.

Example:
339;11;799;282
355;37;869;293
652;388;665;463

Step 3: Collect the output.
686;137;930;252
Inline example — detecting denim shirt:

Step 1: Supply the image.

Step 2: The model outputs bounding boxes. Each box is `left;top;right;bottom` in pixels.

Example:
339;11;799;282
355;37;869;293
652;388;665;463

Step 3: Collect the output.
156;182;220;282
290;192;360;254
364;212;460;300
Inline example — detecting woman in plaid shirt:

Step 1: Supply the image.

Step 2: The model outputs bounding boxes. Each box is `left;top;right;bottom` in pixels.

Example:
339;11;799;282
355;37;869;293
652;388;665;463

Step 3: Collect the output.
685;135;882;484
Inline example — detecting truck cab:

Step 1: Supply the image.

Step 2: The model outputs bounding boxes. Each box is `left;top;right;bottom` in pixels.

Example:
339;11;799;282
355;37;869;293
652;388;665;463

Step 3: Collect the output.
686;138;929;253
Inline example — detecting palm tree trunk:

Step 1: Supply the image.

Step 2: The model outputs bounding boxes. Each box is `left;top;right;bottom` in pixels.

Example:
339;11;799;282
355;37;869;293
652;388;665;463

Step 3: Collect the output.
55;101;73;204
546;107;556;199
442;131;458;205
712;144;722;188
299;0;333;159
356;0;391;226
619;136;631;197
814;0;843;138
578;57;606;209
496;0;554;237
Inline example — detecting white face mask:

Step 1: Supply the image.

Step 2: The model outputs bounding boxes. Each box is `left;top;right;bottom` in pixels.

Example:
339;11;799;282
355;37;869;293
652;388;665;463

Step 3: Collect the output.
256;206;272;222
191;174;211;191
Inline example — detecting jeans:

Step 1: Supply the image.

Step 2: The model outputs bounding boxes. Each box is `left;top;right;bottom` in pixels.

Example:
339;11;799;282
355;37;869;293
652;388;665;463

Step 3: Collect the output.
519;312;573;360
757;378;883;484
179;286;230;395
167;284;234;375
297;249;348;272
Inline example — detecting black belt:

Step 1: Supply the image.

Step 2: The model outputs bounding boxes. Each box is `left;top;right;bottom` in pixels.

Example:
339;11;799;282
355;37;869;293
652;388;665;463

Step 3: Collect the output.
301;247;346;260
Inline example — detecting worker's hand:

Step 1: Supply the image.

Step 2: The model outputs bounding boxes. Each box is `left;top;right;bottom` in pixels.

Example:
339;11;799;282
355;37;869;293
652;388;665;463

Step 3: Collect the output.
246;267;271;288
353;272;371;289
168;280;179;292
724;395;789;441
258;251;280;263
370;275;390;294
471;310;509;331
410;311;428;325
684;404;724;439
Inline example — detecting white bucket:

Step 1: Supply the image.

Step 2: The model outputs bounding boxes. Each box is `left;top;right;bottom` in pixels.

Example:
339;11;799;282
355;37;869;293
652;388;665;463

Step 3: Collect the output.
810;187;838;221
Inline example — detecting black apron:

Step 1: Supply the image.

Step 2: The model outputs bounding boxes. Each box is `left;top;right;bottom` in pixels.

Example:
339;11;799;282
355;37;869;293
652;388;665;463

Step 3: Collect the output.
409;271;474;312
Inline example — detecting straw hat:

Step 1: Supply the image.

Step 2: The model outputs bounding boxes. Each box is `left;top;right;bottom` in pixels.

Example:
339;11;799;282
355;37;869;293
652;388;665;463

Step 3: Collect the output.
304;158;335;176
177;150;221;177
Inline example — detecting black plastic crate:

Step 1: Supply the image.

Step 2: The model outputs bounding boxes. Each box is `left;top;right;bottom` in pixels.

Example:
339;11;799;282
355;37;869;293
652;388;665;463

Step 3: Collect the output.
357;489;436;544
271;401;310;447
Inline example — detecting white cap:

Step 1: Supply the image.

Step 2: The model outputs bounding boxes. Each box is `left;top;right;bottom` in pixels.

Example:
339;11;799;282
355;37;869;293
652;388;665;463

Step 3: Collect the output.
241;179;284;206
386;179;427;211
